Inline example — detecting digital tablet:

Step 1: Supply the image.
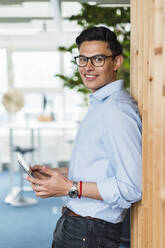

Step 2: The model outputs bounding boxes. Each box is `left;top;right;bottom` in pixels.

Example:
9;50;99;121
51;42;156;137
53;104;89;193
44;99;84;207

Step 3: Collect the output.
17;152;34;178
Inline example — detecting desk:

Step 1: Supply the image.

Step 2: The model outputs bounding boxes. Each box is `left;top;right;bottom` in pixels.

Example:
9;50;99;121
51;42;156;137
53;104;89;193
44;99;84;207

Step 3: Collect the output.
2;121;78;205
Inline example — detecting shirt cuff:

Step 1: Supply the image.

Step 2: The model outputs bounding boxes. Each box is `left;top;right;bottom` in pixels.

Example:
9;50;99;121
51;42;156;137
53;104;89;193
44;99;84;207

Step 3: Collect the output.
97;177;131;209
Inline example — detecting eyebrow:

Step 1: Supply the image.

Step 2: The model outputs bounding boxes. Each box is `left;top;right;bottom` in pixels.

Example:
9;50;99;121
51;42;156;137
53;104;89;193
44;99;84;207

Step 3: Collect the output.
78;54;110;57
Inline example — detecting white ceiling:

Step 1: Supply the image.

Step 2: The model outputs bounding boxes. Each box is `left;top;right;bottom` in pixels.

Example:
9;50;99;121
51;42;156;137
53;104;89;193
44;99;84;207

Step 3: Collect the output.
0;0;130;23
0;0;130;49
0;0;130;5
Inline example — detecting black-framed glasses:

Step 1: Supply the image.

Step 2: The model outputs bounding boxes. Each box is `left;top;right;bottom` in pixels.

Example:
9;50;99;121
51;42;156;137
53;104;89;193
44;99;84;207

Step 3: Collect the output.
74;54;115;67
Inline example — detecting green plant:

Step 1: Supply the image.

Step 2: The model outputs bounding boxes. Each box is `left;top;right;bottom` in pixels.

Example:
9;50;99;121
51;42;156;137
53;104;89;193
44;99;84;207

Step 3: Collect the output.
56;3;130;98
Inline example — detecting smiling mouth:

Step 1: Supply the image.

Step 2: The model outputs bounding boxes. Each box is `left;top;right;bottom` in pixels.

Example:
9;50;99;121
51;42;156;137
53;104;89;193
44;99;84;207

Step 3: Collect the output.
84;74;98;80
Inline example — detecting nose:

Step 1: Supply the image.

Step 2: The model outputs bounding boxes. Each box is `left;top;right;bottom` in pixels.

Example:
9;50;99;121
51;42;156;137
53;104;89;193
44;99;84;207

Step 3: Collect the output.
85;58;95;70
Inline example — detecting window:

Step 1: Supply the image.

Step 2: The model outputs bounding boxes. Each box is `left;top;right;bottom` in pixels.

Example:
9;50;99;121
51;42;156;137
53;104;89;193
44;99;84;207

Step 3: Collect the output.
0;49;8;94
12;51;61;89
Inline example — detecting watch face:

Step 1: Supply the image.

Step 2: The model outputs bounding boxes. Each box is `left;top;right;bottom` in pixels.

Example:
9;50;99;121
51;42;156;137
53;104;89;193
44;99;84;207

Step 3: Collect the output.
68;189;78;199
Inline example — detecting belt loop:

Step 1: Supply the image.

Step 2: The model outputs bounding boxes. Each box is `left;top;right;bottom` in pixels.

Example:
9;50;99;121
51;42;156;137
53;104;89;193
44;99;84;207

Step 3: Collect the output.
62;206;67;215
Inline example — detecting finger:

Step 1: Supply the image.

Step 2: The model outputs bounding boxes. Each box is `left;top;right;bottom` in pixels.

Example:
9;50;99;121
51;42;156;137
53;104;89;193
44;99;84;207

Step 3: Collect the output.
32;185;47;192
38;170;51;177
35;191;49;198
26;175;42;185
30;165;42;171
32;171;46;179
41;166;54;176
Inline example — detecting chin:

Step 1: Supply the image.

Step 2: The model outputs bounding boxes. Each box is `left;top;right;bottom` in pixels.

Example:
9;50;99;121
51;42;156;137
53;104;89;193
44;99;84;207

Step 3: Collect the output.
84;81;98;90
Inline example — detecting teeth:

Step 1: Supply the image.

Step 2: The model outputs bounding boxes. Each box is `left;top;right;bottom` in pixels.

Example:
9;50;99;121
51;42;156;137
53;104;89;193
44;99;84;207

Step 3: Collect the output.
85;75;96;78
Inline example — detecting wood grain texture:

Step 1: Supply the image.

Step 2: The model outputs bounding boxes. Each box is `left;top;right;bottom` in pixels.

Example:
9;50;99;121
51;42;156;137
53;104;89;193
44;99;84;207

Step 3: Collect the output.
130;0;165;247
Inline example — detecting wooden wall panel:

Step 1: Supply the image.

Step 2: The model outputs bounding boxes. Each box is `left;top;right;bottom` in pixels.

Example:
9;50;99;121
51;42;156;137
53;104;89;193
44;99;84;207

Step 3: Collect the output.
161;1;165;238
161;87;165;248
130;0;144;246
130;0;165;247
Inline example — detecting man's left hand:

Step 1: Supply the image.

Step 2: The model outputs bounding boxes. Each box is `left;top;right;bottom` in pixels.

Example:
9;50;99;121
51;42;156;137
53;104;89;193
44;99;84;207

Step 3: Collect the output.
26;167;72;198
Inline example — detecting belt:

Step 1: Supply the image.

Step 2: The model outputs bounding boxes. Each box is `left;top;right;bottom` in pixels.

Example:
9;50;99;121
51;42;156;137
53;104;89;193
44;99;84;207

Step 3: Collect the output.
62;206;105;222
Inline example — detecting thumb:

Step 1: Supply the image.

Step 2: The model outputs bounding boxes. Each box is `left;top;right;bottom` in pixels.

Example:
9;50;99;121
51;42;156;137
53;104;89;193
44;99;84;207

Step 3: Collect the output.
41;166;53;176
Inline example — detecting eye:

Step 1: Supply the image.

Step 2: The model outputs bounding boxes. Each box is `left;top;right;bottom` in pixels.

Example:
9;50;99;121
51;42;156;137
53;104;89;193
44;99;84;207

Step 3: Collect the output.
94;55;104;63
79;56;87;63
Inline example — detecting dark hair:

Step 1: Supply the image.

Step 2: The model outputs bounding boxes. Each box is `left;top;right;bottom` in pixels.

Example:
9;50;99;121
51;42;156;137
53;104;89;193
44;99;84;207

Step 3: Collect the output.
76;26;123;57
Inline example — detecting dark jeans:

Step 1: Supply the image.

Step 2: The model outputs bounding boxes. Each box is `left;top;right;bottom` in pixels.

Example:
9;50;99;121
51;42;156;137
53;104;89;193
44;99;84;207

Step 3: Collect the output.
52;214;123;248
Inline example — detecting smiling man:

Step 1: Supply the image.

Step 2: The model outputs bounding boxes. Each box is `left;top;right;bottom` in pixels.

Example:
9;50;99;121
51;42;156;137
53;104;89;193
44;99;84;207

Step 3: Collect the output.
75;40;122;91
27;26;142;248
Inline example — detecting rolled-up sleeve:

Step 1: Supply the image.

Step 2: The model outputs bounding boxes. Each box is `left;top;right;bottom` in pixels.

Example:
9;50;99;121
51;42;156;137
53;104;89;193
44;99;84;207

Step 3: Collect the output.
97;105;142;209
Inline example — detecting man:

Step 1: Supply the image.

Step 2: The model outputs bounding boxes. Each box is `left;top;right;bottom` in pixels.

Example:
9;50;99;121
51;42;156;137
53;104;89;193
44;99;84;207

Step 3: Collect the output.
27;26;142;248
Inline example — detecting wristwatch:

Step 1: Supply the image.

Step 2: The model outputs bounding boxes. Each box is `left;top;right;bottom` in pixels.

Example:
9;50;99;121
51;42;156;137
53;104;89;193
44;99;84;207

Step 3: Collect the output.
68;181;79;198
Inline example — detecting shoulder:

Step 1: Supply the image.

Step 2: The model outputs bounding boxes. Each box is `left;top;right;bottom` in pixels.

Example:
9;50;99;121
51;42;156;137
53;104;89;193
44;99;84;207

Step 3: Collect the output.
102;90;142;129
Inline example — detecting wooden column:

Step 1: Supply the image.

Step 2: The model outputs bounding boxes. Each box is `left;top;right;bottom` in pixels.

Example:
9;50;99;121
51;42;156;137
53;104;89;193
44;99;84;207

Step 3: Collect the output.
130;0;165;247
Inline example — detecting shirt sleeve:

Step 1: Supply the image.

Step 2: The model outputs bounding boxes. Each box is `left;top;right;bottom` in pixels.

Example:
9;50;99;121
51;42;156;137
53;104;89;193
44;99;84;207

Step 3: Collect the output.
97;105;142;209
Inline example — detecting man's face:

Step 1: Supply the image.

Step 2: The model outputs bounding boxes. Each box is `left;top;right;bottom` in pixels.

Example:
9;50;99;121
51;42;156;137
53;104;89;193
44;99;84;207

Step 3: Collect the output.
78;40;122;92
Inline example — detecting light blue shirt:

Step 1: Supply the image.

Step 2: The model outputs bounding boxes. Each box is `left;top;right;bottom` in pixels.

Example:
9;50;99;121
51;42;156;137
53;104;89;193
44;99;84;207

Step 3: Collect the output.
65;80;142;224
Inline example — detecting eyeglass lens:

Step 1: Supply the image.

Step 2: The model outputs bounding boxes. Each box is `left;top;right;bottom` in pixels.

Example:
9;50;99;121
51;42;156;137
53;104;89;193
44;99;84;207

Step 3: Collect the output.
76;55;106;67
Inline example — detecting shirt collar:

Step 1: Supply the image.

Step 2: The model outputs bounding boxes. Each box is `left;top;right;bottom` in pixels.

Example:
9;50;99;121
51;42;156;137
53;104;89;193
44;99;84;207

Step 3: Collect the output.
89;80;124;102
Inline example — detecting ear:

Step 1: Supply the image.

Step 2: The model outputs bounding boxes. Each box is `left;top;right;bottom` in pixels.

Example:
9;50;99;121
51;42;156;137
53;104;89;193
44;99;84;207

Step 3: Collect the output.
113;55;123;71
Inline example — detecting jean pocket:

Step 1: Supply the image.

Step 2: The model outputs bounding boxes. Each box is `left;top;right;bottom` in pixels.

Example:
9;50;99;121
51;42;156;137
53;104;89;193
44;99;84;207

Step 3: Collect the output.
62;217;85;241
53;216;83;247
